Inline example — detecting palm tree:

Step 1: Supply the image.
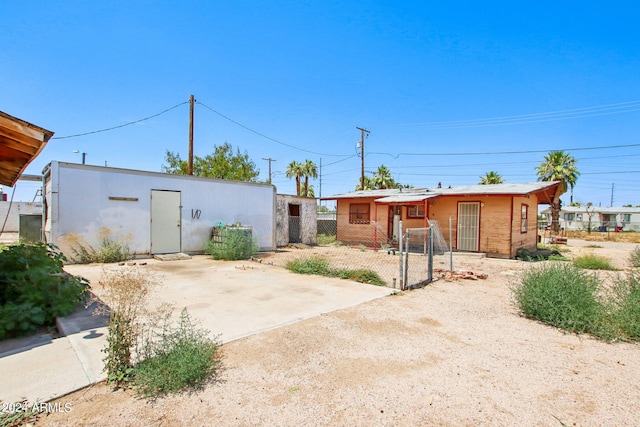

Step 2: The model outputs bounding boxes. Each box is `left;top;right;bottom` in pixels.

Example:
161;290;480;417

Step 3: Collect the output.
372;165;395;189
301;182;315;198
355;176;374;191
301;160;318;197
536;150;580;233
479;171;505;185
286;161;304;196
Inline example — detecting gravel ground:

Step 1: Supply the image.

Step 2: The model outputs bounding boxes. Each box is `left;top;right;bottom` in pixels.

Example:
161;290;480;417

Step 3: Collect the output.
38;240;640;426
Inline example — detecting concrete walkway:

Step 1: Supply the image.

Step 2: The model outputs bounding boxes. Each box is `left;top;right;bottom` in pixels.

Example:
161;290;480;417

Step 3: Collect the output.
0;256;393;404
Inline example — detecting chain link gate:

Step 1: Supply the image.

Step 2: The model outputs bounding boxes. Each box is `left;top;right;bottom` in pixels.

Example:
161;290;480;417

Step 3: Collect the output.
398;221;435;290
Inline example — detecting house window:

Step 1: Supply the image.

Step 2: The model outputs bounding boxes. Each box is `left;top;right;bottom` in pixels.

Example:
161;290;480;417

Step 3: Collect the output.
349;203;370;224
622;214;631;222
521;204;528;233
407;204;425;218
576;213;583;221
564;213;575;221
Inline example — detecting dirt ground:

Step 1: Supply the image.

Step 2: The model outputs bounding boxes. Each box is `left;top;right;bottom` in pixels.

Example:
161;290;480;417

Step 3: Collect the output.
37;239;640;426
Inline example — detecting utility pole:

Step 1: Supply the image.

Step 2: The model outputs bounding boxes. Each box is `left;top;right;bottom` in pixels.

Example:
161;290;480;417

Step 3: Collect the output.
188;94;195;175
356;126;370;190
262;157;276;184
319;158;322;203
610;183;614;207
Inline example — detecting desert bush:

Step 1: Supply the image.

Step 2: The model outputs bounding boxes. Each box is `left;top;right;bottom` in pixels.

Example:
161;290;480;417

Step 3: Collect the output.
606;271;640;341
336;269;386;286
63;229;132;264
286;257;332;275
134;308;223;398
286;257;386;286
630;245;640;268
204;228;258;260
97;267;163;387
0;243;88;339
317;234;337;245
572;254;617;270
512;263;602;335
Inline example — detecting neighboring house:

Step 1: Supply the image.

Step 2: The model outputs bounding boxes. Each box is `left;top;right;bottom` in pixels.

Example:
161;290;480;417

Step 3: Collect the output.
0;201;43;235
276;194;317;246
540;206;640;232
43;161;276;257
323;182;562;259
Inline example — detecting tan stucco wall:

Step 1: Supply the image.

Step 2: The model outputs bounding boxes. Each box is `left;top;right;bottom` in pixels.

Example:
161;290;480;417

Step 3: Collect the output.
336;193;541;258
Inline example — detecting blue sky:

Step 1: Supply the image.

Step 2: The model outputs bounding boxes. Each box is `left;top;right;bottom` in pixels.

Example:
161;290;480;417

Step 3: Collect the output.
2;1;639;208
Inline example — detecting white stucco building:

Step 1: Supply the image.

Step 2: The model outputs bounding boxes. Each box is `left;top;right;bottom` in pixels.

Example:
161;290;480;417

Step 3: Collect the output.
43;161;276;257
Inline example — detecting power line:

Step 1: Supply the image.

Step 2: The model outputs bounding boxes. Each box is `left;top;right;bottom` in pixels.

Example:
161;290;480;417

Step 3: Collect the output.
196;100;349;157
369;142;640;157
51;101;189;139
402;100;640;130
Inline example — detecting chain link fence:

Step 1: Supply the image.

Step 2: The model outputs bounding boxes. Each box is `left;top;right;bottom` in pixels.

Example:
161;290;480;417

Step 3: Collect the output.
268;218;447;290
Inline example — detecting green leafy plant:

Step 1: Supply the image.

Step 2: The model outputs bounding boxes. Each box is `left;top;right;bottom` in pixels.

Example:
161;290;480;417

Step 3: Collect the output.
96;267;162;388
134;308;223;398
573;254;617;270
605;271;640;341
204;228;258;261
286;257;332;276
317;234;337;245
286;256;386;286
630;245;640;268
512;263;602;335
62;228;132;264
0;243;88;339
0;400;41;426
336;269;386;286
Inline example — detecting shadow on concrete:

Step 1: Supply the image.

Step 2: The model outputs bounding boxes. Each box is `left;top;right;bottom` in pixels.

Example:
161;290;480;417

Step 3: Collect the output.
0;294;109;358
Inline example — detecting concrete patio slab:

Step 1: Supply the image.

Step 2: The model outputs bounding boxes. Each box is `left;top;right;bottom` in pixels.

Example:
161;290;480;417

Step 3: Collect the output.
0;255;393;404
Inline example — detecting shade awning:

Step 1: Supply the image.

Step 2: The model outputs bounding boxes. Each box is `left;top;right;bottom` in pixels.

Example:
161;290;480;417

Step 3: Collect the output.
0;111;54;187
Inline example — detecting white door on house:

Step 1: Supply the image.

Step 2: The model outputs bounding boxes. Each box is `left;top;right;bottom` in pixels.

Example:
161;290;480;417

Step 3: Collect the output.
457;202;480;251
151;190;181;254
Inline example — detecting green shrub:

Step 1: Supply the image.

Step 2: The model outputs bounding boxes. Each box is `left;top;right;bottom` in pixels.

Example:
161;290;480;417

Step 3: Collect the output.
204;228;258;261
317;234;337;245
630;245;640;268
336;269;386;286
607;271;640;341
286;257;386;286
285;257;332;275
0;243;88;339
512;263;602;335
0;303;46;339
573;254;617;270
64;230;132;264
134;309;223;398
97;267;164;388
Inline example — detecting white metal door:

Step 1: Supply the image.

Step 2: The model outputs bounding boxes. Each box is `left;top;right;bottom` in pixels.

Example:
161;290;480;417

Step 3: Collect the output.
457;202;479;251
151;190;181;254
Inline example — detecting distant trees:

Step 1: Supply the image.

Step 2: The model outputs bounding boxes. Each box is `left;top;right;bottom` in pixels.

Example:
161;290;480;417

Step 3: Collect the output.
286;161;304;196
286;159;318;197
355;165;407;190
536;150;580;234
479;171;505;185
162;142;259;182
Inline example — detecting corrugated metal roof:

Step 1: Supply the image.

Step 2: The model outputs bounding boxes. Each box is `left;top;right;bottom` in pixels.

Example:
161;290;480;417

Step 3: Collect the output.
375;193;438;204
324;182;560;202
